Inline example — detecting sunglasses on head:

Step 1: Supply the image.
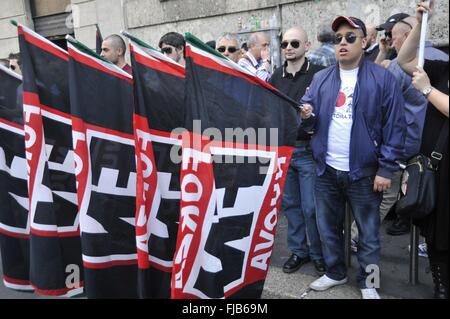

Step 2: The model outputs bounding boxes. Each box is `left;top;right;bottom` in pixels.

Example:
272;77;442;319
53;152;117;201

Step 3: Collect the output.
333;32;361;44
161;47;173;54
217;46;238;53
281;40;301;49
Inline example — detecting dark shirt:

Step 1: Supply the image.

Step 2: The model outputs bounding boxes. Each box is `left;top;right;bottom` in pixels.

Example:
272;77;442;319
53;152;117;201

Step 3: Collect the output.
419;59;449;250
269;58;324;141
420;59;449;157
122;63;132;75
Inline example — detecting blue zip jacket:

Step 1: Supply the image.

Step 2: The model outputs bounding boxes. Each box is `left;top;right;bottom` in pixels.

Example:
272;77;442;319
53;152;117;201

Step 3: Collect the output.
300;58;406;181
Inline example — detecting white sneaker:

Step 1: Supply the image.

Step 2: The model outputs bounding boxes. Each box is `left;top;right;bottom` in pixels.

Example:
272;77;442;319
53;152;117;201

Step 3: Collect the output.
361;288;381;299
309;274;348;291
418;243;428;258
407;243;429;258
351;239;358;253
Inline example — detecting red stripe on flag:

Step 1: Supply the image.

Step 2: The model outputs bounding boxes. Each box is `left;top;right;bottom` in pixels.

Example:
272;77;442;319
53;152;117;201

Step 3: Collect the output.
32;281;84;296
30;228;80;237
3;275;31;285
83;259;138;269
186;46;281;93
0;117;23;131
69;47;133;84
0;228;29;239
131;46;185;78
18;26;68;61
22;91;40;106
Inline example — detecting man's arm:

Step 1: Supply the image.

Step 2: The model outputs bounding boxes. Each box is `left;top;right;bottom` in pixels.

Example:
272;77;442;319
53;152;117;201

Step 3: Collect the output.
398;2;432;75
299;76;320;132
378;73;406;179
256;65;271;82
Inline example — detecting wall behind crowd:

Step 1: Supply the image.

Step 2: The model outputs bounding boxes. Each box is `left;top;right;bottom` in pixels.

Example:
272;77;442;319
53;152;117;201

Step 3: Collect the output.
125;0;449;49
1;0;449;59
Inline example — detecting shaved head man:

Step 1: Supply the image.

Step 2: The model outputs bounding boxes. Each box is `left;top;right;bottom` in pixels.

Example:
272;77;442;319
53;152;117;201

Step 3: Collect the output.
391;16;417;54
269;26;326;277
282;27;310;66
100;34;132;74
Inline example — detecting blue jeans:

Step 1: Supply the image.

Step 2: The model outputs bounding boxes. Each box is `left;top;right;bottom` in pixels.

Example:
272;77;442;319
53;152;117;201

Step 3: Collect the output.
315;165;382;288
281;145;323;261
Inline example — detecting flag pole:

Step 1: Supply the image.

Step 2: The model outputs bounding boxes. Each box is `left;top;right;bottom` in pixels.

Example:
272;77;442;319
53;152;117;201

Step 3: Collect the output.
418;0;432;67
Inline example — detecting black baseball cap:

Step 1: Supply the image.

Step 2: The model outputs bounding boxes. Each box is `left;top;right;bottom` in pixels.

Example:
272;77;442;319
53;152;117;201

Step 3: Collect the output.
376;13;410;31
332;16;367;37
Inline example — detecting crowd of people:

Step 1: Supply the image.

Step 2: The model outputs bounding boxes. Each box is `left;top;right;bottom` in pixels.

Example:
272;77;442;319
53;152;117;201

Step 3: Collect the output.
2;1;447;300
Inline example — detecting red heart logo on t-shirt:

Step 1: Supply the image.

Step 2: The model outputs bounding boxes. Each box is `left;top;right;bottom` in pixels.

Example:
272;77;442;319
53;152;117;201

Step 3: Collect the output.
336;91;346;107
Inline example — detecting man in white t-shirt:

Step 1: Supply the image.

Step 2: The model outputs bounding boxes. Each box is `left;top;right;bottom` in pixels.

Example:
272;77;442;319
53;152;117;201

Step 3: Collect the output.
299;16;406;299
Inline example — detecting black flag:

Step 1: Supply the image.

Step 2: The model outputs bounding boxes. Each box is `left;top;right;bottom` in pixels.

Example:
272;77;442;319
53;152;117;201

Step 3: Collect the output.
0;64;32;291
17;23;83;296
127;33;185;298
67;37;138;298
172;33;298;299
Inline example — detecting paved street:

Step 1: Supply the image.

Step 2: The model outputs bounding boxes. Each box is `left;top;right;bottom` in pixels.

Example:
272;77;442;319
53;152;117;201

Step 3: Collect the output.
1;214;433;299
263;214;433;299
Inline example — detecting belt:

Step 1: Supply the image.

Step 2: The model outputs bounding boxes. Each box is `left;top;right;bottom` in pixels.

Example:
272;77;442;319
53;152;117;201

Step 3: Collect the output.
295;140;310;147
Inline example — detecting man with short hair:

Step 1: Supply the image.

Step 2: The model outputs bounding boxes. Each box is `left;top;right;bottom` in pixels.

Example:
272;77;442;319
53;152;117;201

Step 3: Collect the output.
216;33;240;63
307;23;336;67
364;25;379;61
158;32;186;67
8;52;21;75
238;32;271;81
269;27;326;276
300;16;406;299
100;34;132;74
373;15;448;237
375;13;410;63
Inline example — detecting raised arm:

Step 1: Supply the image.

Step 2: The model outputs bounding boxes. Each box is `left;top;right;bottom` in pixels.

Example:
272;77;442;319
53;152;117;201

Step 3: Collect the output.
397;1;432;75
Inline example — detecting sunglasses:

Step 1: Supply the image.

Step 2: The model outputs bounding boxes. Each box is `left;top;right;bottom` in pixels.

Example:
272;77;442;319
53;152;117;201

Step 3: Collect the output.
384;31;392;39
161;47;173;54
217;46;238;53
281;40;301;49
333;32;362;44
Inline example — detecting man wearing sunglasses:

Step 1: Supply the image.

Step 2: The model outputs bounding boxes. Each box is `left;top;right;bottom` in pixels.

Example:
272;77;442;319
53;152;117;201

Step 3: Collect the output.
158;32;186;67
215;33;240;63
269;27;326;276
238;32;271;81
300;16;406;299
375;13;410;63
